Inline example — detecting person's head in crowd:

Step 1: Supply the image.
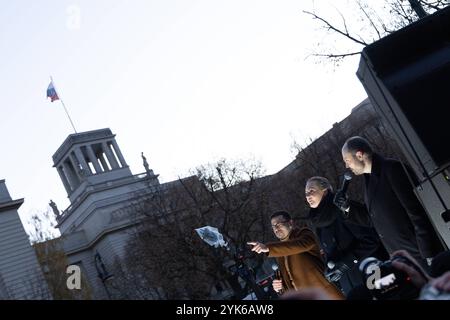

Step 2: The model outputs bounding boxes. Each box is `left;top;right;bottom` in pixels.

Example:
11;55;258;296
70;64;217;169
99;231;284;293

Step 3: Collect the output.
386;250;450;300
270;211;294;241
346;284;373;300
344;249;450;300
390;250;431;289
351;250;429;300
428;271;450;294
342;136;373;175
280;287;337;300
305;176;333;208
430;250;450;277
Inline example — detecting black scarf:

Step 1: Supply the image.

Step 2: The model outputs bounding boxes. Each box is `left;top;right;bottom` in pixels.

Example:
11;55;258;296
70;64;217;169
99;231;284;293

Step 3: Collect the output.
308;191;338;228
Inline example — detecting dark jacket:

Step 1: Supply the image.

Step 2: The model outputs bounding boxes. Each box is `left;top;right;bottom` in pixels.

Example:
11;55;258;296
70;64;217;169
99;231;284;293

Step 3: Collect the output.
309;192;387;294
364;153;444;260
309;192;386;266
267;227;344;299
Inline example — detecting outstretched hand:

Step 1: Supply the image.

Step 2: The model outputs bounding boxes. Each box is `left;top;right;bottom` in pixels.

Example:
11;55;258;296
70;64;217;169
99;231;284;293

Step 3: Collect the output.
247;241;269;254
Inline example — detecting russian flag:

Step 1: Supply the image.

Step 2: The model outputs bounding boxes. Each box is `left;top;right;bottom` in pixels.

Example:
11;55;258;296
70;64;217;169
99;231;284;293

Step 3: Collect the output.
46;81;59;102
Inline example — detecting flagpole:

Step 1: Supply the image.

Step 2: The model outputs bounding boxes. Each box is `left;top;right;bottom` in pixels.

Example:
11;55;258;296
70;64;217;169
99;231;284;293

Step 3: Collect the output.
50;76;77;133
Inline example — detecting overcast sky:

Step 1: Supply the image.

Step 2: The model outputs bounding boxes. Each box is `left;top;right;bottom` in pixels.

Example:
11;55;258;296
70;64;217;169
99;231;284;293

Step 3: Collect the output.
0;0;368;237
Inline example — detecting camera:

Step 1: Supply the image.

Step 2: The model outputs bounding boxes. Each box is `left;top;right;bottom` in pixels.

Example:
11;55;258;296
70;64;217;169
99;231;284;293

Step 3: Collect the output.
359;256;421;300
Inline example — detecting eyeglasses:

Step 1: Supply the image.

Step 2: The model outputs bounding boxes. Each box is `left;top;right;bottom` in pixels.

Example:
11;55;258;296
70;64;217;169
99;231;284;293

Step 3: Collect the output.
271;221;289;229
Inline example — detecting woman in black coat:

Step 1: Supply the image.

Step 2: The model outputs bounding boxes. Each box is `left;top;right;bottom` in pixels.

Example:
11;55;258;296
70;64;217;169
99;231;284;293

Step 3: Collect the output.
305;176;388;296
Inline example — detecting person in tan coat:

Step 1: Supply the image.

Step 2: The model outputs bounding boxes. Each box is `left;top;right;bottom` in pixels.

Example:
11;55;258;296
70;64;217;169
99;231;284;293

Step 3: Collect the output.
248;211;344;300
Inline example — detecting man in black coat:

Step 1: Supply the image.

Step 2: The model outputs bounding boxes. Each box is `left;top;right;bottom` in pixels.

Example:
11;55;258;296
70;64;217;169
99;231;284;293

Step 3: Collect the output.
305;176;388;296
341;136;444;266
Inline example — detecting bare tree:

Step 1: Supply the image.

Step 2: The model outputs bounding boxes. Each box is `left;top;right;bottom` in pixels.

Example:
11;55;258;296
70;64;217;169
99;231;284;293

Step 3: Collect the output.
113;158;275;299
303;0;448;65
32;238;93;300
26;209;60;244
26;209;92;299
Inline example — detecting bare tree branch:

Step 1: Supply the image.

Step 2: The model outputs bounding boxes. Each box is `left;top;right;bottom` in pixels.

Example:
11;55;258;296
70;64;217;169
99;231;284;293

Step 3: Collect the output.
310;51;362;59
357;0;383;40
304;0;448;65
303;10;370;46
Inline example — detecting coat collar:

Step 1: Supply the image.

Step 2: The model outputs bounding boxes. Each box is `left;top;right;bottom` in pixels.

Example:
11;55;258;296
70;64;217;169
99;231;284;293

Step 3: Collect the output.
285;227;302;241
370;152;385;177
308;192;337;228
364;153;385;212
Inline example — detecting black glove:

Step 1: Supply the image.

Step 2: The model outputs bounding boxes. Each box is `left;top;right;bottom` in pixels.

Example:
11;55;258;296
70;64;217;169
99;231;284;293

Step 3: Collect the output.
333;191;350;212
326;263;350;282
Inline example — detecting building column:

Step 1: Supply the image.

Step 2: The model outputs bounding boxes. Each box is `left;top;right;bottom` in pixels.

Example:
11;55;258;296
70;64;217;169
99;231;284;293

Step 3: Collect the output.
57;166;72;194
102;142;120;170
98;153;110;171
74;147;91;175
87;145;103;174
68;153;83;182
110;140;127;167
63;162;78;191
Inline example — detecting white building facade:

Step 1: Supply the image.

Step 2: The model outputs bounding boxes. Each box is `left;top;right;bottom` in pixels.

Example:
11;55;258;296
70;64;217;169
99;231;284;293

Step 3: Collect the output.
53;128;171;298
0;180;51;299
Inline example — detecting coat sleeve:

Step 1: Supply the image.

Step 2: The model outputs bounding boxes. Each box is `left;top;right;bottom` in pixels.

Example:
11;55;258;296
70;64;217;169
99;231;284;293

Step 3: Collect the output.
266;228;317;257
387;161;443;258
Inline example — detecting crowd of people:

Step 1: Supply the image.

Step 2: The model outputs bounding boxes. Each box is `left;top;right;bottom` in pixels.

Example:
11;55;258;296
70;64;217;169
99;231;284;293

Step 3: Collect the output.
248;136;449;300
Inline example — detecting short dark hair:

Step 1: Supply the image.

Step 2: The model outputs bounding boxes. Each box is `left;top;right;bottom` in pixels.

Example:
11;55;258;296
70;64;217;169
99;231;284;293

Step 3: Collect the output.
343;136;373;157
270;211;292;221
